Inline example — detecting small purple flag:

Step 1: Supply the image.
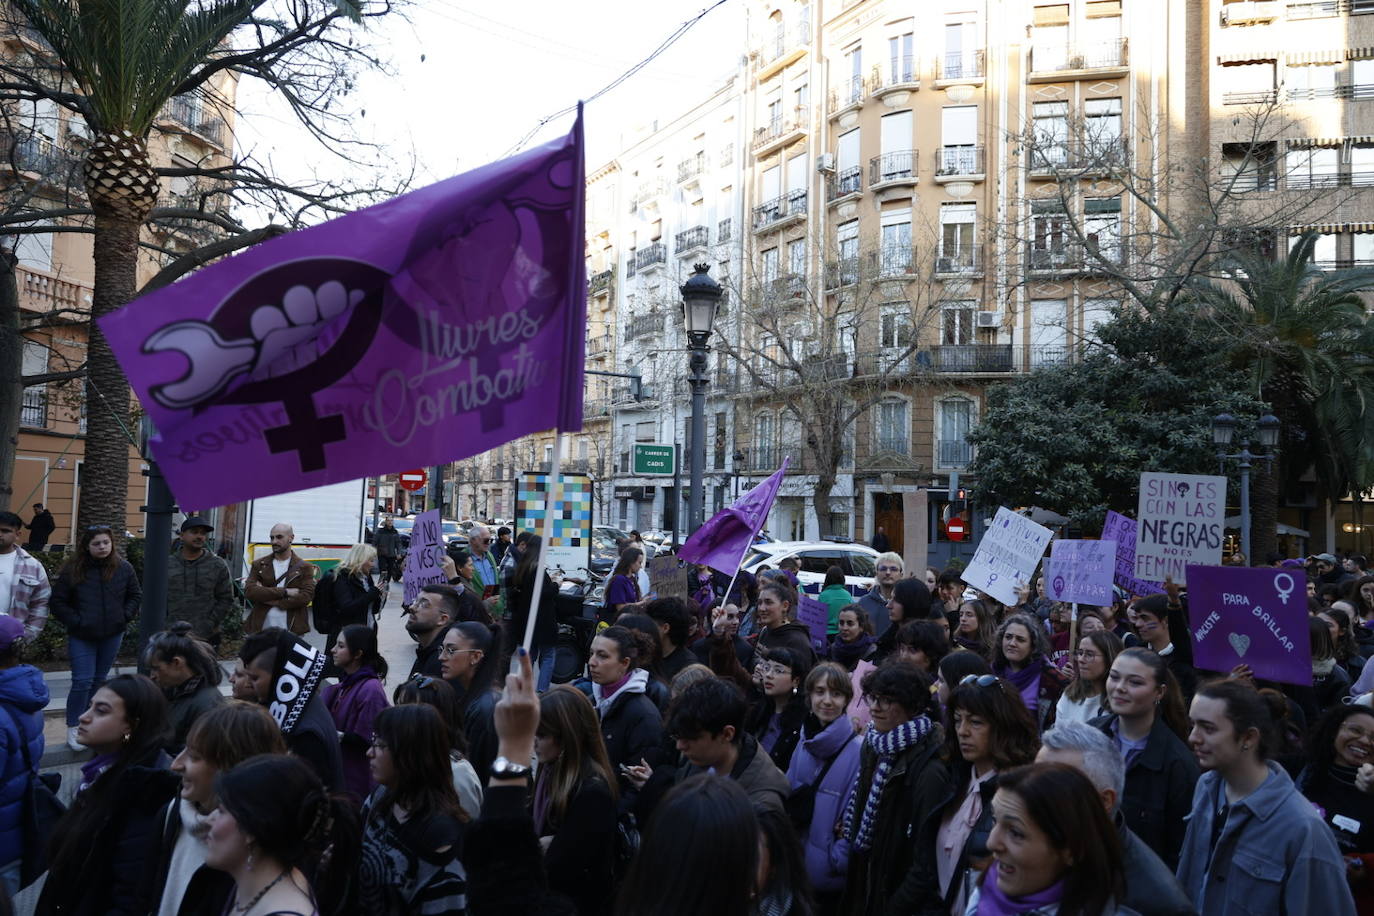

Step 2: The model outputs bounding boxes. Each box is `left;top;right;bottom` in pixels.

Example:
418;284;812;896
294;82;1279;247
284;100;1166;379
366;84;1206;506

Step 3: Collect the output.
678;459;790;573
98;113;586;508
1187;564;1311;686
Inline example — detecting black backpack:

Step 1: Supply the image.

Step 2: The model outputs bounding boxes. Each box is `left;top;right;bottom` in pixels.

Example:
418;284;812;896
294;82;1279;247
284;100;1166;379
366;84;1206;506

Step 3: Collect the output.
312;568;337;634
784;745;844;833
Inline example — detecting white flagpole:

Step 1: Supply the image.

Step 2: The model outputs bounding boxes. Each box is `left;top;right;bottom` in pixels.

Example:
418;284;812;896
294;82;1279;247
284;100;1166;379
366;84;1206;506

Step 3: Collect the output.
521;430;564;658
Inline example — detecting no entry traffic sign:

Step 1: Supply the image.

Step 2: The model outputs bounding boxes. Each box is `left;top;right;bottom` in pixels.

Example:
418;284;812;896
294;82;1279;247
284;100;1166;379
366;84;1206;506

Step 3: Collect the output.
946;517;967;541
398;469;428;492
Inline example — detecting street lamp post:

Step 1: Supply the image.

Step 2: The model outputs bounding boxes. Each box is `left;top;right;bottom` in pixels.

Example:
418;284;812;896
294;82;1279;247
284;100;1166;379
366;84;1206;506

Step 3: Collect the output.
681;264;722;533
1212;412;1281;565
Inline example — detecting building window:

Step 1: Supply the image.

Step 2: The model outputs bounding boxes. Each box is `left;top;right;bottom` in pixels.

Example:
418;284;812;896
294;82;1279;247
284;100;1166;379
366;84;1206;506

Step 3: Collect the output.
1081;298;1117;345
938;399;974;467
879;219;913;276
939;202;977;270
874;398;909;454
21;339;47;428
880;305;913;349
836;219;859;286
844;46;863;102
1221;61;1276;105
888;32;914;83
1030;200;1070;266
1221;142;1278;191
1031;102;1069;168
787;238;806;277
755;413;776;466
1286;145;1340;189
1084;97;1122;158
1354;233;1374;266
1293;232;1339;267
1084;197;1122;263
714;412;726;470
1031;299;1068;366
1287;63;1338;100
761;247;779;283
942;301;975;345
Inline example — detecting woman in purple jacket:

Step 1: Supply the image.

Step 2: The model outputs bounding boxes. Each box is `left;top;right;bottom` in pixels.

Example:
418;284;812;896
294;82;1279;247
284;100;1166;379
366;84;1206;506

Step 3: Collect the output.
785;661;862;911
321;623;390;801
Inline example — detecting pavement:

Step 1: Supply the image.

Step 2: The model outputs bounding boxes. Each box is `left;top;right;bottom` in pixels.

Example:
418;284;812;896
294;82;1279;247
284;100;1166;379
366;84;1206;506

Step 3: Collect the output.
37;579;423;775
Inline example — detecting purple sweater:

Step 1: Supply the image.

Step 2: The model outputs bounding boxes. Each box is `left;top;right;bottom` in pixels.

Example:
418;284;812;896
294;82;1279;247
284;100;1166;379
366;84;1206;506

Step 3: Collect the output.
320;666;389;801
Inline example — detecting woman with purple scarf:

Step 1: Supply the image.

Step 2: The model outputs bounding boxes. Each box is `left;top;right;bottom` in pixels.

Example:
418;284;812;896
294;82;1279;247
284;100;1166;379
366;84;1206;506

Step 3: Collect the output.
839;659;951;915
321;623;391;802
964;762;1132;915
989;614;1069;733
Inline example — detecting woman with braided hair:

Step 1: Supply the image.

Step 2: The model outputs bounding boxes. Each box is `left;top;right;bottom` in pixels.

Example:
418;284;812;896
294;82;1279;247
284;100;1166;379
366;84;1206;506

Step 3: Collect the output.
205;754;360;916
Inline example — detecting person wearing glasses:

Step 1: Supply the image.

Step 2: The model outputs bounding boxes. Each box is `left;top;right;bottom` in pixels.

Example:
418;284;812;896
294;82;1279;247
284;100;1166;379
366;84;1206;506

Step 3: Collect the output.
1091;647;1198;870
1055;629;1124;727
50;523;141;751
465;524;501;615
839;659;951;914
858;552;905;638
360;704;469;915
438;621;503;783
927;674;1040;914
746;647;811;772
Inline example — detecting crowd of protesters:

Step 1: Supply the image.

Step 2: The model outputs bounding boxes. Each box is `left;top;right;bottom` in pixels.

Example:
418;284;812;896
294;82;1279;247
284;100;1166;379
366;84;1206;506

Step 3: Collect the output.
5;519;1374;915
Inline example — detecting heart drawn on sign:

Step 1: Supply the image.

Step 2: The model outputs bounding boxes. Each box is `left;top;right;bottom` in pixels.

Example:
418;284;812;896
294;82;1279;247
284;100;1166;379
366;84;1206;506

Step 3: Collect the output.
1228;632;1251;658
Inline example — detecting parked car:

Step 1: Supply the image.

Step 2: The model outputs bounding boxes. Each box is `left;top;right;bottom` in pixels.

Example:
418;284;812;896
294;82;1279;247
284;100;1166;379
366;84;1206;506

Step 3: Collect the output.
740;540;879;597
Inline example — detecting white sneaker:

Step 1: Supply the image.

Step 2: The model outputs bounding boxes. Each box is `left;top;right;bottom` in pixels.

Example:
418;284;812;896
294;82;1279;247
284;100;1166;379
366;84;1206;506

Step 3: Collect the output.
66;726;83;752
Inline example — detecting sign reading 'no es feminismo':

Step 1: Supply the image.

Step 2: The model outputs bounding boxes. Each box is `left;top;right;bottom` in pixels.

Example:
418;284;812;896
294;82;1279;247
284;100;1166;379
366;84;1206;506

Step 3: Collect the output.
1134;473;1226;585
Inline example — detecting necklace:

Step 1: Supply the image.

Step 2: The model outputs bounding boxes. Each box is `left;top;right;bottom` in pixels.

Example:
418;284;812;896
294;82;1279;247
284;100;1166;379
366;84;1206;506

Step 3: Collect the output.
233;869;288;914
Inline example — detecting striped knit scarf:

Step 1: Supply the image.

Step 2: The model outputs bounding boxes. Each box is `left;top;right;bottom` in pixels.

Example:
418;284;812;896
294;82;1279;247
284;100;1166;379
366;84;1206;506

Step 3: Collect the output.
843;715;934;852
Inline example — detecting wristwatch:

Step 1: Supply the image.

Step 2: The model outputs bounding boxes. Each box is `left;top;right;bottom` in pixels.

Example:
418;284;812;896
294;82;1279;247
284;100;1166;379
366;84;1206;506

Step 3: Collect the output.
490;756;533;781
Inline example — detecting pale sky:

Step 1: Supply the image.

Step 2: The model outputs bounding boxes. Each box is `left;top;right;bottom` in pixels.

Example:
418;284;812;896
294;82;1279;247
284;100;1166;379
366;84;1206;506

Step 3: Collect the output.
232;0;747;206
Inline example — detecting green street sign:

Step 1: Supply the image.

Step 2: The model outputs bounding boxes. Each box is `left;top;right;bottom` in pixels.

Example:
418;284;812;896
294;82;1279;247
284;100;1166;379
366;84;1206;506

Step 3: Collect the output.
633;443;675;476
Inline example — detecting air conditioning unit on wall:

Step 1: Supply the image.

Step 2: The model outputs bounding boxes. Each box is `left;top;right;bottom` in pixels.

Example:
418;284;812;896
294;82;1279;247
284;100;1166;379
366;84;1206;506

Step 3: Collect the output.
817;153;836;173
975;310;1000;328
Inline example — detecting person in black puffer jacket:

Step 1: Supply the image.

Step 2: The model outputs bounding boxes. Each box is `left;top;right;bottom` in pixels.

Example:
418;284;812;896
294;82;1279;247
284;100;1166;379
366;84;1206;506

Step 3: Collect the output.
37;674;180;916
575;626;664;782
754;581;819;668
49;524;142;752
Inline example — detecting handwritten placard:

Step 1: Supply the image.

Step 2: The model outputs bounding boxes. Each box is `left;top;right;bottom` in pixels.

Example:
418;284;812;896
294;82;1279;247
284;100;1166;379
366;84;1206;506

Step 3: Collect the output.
648;555;689;601
1042;540;1117;605
401;509;447;605
1101;511;1164;598
962;507;1054;606
1188;564;1310;686
1134;473;1226;584
796;595;830;649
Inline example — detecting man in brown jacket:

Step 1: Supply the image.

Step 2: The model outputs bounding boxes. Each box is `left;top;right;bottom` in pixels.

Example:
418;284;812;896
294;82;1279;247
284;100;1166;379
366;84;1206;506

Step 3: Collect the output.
243;523;316;634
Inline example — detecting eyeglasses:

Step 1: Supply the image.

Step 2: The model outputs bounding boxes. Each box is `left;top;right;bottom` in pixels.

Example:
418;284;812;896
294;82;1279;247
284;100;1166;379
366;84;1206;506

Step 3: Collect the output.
756;663;792;677
959;674;1000;688
877;565;902;573
439;645;480;659
863;694;898;709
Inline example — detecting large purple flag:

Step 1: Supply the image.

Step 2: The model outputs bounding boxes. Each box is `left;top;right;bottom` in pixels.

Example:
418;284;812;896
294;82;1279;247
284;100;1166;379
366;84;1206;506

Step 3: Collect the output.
98;114;585;508
678;459;790;572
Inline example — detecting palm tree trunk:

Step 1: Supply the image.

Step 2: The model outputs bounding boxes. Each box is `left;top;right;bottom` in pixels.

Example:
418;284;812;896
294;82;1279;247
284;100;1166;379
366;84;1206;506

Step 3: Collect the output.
79;209;140;538
1250;455;1279;566
0;251;22;511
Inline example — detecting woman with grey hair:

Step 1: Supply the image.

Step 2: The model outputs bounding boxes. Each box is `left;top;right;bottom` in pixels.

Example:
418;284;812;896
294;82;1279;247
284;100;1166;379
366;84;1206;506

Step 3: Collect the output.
991;612;1069;730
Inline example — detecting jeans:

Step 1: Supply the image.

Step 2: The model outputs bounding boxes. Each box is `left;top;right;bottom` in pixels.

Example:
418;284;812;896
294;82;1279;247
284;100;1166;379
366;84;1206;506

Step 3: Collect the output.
67;631;124;726
534;645;556;693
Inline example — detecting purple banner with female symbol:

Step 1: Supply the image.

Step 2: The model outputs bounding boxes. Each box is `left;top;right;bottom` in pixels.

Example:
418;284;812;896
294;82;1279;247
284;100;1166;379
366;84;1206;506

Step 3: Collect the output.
1043;539;1117;605
1101;511;1164;598
98;114;586;508
1187;564;1311;686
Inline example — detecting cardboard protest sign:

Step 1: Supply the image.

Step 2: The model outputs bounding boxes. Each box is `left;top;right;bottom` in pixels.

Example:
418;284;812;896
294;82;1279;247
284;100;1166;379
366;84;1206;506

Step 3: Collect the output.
962;507;1054;606
1042;540;1117;605
648;555;690;601
401;509;447;605
796;595;830;648
1134;473;1226;585
1101;511;1164;597
1187;564;1311;686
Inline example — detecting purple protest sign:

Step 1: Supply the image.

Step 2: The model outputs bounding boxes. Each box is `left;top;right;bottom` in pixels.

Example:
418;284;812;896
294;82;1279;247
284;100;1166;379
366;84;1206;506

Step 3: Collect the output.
98;115;586;509
1101;511;1164;598
796;595;830;649
402;510;447;605
1043;540;1117;605
1187;564;1311;686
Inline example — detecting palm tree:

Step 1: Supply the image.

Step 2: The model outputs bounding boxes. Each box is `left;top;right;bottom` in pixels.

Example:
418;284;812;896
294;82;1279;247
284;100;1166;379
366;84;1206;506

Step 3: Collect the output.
10;0;264;533
1190;232;1374;562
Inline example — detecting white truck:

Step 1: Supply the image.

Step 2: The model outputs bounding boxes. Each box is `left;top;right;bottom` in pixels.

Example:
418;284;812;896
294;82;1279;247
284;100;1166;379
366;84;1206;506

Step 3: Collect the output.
243;479;369;569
